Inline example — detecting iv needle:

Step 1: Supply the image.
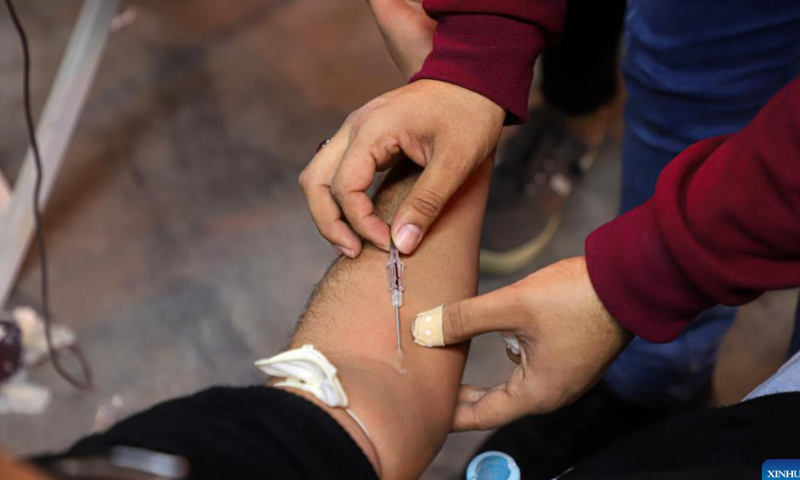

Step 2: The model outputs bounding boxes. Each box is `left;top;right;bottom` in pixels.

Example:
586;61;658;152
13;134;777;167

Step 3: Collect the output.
388;238;404;352
395;305;401;351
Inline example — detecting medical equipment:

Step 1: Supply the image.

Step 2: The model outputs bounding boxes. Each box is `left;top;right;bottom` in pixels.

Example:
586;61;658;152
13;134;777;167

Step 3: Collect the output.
256;344;349;407
255;345;376;446
387;239;405;351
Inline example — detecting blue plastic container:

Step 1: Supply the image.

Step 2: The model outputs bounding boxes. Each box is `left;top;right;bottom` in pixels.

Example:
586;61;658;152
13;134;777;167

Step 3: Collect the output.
465;451;521;480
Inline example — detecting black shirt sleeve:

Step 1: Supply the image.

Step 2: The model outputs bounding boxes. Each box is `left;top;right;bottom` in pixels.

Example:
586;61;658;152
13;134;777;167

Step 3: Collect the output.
52;386;378;480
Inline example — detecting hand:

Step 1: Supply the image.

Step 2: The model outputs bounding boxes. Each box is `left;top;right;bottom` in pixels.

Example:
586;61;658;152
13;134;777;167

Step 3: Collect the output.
418;257;633;431
299;79;505;257
369;0;436;78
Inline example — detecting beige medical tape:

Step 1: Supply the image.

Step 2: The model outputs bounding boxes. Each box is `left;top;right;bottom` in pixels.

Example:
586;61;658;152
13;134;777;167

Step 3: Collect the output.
412;304;446;347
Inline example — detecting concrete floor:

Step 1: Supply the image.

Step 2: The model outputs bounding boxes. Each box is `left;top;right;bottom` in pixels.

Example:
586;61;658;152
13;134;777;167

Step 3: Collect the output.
0;1;796;478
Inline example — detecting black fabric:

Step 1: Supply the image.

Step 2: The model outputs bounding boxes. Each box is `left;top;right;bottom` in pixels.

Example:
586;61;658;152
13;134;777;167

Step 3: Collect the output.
462;382;687;480
560;392;800;479
48;386;378;480
38;387;800;480
541;0;626;114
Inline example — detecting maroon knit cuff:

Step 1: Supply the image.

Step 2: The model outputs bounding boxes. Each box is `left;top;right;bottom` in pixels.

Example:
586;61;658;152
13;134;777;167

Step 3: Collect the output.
409;13;545;124
585;203;715;343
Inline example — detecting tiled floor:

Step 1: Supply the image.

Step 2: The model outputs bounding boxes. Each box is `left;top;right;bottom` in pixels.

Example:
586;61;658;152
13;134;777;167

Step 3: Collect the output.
0;1;796;479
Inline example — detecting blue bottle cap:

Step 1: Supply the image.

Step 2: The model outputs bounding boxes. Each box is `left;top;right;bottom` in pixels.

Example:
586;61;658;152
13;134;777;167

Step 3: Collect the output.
466;451;521;480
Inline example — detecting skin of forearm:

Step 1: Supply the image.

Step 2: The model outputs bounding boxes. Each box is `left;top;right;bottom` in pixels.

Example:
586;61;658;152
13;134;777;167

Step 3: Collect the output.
284;159;492;480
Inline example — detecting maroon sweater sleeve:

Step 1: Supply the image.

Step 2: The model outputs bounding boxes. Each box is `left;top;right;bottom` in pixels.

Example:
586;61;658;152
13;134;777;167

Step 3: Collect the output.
409;0;565;124
586;76;800;343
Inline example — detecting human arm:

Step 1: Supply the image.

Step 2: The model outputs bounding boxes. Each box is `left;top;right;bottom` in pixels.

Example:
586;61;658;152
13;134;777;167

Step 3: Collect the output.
287;158;493;479
414;75;800;431
369;0;566;113
410;0;565;123
300;0;565;257
586;75;800;341
368;0;434;79
23;158;490;480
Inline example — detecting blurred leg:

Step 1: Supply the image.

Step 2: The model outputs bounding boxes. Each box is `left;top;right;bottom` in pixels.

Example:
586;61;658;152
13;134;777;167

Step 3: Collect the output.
541;0;626;116
480;0;627;275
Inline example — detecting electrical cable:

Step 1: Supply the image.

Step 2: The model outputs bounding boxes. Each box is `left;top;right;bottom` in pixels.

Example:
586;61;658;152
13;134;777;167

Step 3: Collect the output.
4;0;94;390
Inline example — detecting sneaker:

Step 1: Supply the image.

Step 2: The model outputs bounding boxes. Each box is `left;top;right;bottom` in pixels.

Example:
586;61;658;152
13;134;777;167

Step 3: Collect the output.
458;381;712;480
480;107;603;275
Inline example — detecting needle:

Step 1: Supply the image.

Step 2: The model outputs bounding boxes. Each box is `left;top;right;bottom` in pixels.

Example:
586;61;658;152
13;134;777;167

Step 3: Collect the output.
387;238;405;351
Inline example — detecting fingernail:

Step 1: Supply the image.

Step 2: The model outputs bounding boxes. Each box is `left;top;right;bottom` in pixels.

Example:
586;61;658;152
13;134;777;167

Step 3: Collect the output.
500;333;521;356
332;245;355;258
410;318;419;341
394;224;421;253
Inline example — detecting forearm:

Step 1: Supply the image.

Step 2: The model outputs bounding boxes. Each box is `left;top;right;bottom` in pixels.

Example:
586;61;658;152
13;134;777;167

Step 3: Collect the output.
586;76;800;342
285;159;492;480
411;0;565;123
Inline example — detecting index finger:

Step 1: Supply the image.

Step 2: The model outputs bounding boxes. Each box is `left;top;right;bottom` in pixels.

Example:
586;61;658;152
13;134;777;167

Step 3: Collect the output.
299;134;362;256
330;135;399;250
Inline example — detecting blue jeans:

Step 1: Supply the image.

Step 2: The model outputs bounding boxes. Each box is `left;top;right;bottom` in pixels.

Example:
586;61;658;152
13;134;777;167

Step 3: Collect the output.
603;0;800;408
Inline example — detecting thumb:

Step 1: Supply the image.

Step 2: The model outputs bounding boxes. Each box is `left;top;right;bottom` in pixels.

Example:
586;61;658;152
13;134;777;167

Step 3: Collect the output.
413;284;522;347
390;158;472;254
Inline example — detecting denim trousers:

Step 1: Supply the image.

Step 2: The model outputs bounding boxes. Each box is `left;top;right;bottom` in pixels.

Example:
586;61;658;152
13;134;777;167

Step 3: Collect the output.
603;0;800;408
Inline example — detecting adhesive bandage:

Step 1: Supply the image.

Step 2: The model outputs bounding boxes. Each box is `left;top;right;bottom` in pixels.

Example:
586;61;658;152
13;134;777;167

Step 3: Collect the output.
255;344;348;408
411;304;445;347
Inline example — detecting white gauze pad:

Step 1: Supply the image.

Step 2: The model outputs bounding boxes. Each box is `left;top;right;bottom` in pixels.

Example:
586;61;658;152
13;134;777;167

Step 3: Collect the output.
255;344;348;408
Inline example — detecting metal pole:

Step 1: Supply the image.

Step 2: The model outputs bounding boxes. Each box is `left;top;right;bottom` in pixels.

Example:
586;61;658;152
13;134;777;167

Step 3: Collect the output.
0;0;120;306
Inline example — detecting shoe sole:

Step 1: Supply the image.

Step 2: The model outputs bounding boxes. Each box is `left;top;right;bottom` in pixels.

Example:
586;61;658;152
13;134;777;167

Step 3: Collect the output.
479;211;563;276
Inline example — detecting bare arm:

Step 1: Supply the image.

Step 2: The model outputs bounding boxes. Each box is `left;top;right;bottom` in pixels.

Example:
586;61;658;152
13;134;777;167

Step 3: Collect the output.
282;158;492;480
